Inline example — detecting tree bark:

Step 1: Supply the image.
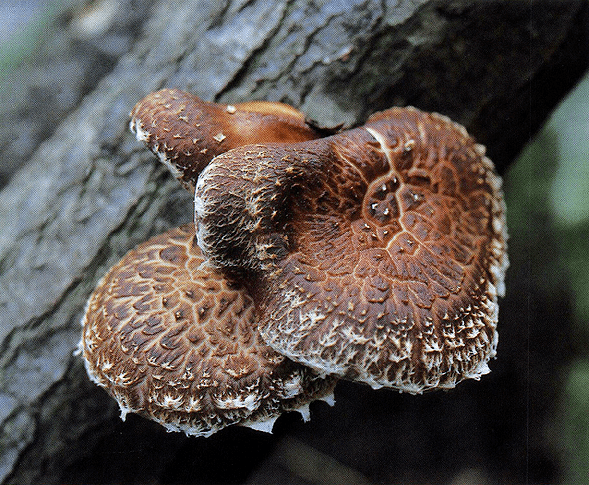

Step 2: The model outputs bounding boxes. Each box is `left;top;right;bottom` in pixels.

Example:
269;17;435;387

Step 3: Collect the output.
0;0;587;483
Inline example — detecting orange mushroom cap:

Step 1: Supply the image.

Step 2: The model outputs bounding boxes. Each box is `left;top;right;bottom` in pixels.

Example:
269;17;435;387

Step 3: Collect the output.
129;88;322;193
80;225;336;437
194;107;508;392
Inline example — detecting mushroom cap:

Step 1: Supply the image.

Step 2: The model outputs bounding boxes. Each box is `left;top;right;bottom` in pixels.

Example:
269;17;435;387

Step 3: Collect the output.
194;107;508;392
80;225;336;437
129;88;321;192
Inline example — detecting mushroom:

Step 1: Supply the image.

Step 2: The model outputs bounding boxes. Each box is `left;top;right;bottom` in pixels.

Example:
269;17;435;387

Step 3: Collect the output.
81;89;335;437
194;106;508;392
80;224;337;437
129;88;323;193
82;89;508;438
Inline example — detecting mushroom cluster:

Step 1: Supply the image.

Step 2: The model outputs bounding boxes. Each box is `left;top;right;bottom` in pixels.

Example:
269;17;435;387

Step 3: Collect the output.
80;88;508;437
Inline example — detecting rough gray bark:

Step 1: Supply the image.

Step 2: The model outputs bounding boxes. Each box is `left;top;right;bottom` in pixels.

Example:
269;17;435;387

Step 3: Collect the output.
0;0;160;188
0;0;587;483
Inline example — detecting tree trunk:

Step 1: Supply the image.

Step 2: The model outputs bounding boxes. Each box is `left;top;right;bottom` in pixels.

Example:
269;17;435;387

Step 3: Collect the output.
0;1;587;483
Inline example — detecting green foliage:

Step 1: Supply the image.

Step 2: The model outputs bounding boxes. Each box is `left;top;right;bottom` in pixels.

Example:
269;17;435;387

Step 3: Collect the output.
562;361;589;485
549;74;589;329
0;0;68;80
507;71;589;484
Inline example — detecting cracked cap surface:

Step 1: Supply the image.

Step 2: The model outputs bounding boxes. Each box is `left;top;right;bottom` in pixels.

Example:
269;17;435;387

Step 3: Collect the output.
194;107;508;392
129;88;321;193
80;225;336;437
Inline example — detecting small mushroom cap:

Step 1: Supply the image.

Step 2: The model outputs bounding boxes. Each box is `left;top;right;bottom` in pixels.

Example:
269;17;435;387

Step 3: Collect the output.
194;107;508;392
129;88;321;192
80;225;336;437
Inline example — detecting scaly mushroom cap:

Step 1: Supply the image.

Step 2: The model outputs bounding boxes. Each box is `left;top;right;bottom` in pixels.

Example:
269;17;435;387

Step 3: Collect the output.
80;225;336;437
195;107;508;392
129;88;322;192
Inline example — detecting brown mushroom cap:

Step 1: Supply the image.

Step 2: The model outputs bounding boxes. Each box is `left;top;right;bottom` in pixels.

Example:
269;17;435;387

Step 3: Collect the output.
194;107;508;392
129;88;322;192
80;225;336;437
